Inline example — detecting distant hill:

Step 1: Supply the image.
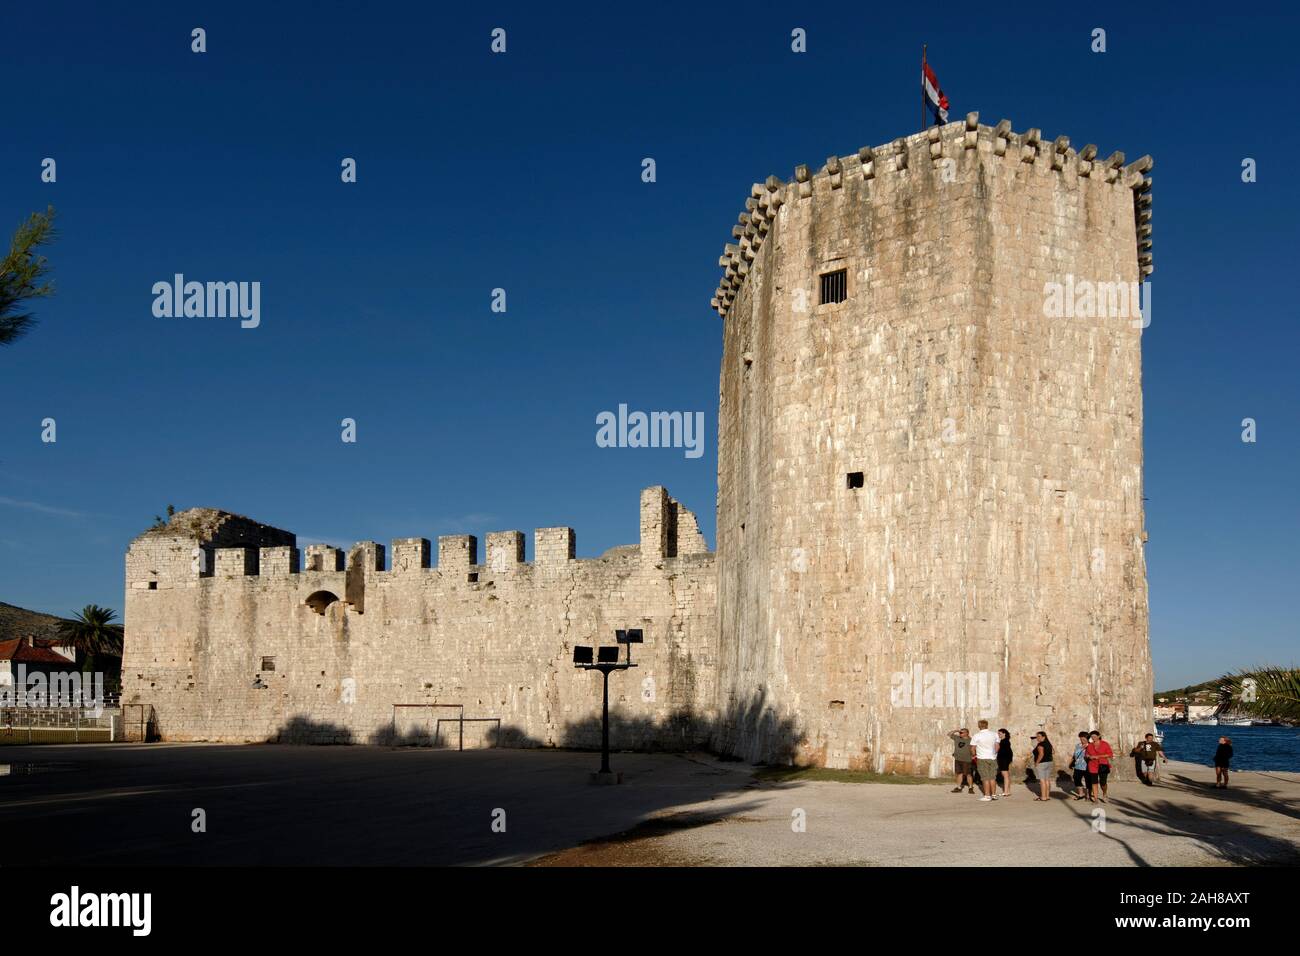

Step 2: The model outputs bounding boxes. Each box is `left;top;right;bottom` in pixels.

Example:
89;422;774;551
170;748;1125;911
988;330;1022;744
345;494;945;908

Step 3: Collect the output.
1154;677;1225;705
0;601;73;642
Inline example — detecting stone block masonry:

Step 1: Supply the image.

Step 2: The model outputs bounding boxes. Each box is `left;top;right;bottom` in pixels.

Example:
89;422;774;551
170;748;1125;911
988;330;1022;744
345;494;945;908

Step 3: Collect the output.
122;489;717;748
124;118;1153;775
714;117;1152;774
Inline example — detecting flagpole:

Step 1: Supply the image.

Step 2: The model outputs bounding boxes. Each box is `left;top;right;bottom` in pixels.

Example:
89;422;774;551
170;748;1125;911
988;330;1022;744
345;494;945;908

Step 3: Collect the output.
921;44;927;133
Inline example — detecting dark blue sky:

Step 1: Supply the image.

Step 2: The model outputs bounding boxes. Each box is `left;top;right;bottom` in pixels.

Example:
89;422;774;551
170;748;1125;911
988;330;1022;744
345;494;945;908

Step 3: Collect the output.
2;2;1296;688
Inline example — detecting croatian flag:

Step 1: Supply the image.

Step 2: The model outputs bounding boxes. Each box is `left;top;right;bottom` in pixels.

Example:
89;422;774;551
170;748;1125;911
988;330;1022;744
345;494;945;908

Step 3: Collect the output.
922;60;949;125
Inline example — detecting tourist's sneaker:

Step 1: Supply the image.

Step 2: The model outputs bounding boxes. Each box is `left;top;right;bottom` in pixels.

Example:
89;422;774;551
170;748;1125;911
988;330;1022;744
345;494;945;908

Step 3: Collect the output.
951;787;963;793
979;795;993;802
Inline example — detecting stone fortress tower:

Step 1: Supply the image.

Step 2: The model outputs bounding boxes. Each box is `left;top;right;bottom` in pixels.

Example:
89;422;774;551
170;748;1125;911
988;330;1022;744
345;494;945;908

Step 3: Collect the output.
711;114;1154;772
122;114;1154;774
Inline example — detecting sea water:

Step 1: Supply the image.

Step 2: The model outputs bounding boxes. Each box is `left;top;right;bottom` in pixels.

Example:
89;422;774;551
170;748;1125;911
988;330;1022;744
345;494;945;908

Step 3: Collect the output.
1158;723;1300;772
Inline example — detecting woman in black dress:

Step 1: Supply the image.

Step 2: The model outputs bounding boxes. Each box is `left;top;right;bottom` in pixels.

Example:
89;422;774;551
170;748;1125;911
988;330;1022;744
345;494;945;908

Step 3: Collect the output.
996;728;1014;797
1214;736;1234;788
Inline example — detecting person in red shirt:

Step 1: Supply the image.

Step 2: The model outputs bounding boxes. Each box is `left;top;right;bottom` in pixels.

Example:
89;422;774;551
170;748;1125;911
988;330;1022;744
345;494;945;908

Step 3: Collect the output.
1084;731;1114;803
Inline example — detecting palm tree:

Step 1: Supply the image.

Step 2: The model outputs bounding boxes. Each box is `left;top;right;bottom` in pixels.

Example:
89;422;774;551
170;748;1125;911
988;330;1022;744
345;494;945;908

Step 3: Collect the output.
1;206;57;346
1217;667;1300;723
57;605;125;674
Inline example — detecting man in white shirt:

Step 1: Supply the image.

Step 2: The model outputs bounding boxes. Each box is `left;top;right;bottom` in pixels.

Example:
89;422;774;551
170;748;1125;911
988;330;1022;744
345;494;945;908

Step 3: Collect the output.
970;719;1000;801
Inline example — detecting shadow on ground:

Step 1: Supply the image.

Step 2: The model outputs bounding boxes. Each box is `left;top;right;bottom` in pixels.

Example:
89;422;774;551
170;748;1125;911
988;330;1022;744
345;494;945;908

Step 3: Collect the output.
0;692;806;866
1064;793;1300;866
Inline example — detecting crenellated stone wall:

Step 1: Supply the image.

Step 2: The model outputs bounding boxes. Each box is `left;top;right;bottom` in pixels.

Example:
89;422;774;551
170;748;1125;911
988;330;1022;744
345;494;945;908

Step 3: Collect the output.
122;489;717;747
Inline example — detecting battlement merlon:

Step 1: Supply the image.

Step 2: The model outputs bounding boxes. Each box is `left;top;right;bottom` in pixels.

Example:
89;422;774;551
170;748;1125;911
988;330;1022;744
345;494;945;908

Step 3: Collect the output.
487;531;525;571
304;544;344;572
126;487;712;589
711;116;1154;318
392;538;431;572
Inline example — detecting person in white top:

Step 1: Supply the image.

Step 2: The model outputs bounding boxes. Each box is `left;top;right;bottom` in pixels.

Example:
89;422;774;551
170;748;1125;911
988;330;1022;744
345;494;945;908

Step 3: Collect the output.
970;719;1001;801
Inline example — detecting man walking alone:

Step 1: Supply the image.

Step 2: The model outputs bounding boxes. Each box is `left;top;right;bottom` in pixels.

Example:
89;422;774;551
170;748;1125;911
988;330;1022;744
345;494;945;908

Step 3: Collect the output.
1130;733;1167;785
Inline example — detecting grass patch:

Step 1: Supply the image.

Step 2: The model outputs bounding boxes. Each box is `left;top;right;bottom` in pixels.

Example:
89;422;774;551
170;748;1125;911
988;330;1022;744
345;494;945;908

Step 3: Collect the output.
753;765;938;786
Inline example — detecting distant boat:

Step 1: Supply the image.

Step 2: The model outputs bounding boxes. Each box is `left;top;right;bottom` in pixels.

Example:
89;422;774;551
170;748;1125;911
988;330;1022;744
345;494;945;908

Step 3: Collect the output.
1189;716;1219;726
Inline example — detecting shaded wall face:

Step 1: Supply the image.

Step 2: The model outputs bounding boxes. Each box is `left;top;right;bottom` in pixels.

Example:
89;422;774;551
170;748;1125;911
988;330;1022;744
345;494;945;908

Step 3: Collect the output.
716;126;1151;771
123;545;717;748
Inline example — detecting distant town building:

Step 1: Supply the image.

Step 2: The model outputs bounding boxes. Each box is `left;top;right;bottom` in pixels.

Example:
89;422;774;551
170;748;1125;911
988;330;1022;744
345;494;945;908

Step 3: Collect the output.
0;636;78;699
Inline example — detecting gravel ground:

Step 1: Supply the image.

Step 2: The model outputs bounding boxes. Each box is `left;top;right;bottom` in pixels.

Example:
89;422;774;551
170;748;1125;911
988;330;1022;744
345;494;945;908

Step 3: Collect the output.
3;744;1294;866
531;760;1300;867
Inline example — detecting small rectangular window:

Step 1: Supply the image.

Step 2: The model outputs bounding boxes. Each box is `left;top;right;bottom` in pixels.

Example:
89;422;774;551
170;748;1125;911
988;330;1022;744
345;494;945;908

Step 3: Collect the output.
846;472;864;489
820;269;848;305
261;656;276;672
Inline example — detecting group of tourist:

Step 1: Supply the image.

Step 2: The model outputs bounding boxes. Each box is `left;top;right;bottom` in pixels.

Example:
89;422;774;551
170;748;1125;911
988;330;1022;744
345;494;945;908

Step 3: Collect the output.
946;721;1238;802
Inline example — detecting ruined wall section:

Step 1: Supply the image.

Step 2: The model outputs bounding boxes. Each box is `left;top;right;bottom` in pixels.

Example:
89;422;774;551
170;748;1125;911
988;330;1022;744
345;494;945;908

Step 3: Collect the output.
121;490;717;747
715;117;1153;772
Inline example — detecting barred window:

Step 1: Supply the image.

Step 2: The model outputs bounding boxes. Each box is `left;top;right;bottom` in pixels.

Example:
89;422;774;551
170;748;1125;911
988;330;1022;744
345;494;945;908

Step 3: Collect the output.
820;268;848;305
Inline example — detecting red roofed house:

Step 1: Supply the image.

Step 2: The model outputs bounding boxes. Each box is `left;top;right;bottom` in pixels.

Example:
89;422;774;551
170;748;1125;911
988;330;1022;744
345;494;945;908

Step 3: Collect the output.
0;637;79;703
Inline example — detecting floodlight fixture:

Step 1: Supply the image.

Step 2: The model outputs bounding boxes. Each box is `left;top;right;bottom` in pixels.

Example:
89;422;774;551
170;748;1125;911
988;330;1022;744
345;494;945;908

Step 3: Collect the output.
571;630;641;780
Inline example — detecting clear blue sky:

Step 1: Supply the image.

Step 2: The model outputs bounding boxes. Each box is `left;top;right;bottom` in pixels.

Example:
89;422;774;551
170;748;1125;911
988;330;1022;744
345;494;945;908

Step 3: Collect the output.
1;2;1296;689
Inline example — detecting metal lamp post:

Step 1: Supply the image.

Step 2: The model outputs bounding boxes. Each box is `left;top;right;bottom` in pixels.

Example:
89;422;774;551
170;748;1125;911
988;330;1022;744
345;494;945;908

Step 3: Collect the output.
573;628;642;784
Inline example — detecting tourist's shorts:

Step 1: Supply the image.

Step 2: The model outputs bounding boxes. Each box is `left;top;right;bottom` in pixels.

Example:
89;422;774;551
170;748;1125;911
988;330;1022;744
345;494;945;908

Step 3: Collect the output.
1073;769;1087;787
1085;766;1109;788
955;760;972;774
1141;760;1156;774
1036;762;1054;781
977;759;998;781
